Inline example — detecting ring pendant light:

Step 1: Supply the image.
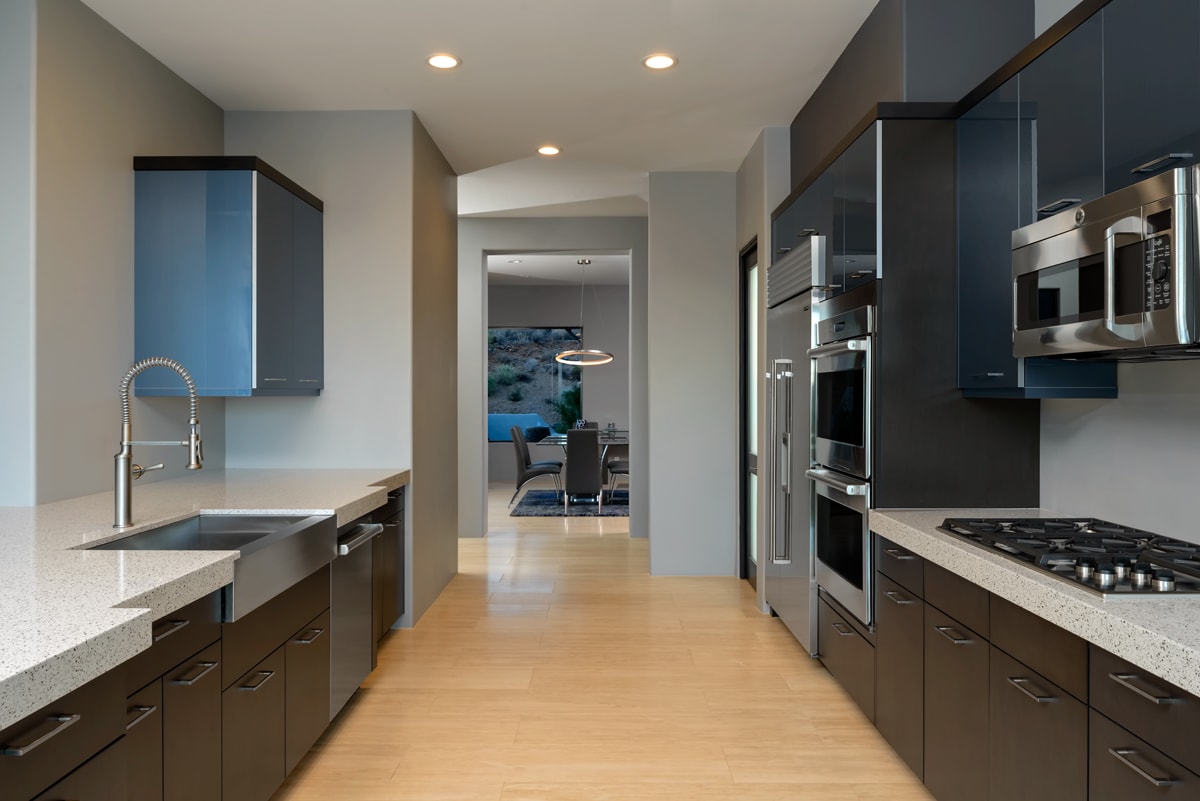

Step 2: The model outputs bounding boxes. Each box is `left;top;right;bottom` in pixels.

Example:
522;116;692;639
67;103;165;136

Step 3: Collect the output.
555;259;615;366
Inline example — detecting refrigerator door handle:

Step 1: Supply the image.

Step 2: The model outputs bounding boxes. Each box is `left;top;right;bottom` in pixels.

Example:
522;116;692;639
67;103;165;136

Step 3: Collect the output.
771;359;793;565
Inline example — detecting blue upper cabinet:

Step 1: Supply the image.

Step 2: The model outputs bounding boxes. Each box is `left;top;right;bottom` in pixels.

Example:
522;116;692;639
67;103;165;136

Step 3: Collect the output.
1102;0;1200;192
134;157;324;397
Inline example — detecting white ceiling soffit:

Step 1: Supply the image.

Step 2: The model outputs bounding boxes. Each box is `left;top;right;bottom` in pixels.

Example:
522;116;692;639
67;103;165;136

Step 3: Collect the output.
487;253;629;287
80;0;879;216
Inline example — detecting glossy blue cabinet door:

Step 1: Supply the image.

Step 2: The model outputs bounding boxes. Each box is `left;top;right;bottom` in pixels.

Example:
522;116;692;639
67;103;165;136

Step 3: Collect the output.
134;166;322;396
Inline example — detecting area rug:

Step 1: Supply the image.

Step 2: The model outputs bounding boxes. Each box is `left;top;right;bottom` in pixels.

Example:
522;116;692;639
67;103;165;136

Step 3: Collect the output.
511;489;629;517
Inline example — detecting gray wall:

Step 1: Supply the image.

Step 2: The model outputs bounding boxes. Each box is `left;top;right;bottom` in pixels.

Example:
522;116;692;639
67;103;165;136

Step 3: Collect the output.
487;283;630;483
1042;363;1200;545
458;217;648;539
410;115;460;626
29;0;225;505
0;0;37;506
647;172;738;575
224;110;460;626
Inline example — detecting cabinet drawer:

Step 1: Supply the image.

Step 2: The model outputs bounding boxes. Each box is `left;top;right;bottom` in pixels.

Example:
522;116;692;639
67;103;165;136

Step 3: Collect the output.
223;647;286;801
125;681;163;801
1090;708;1200;801
990;595;1087;703
923;604;989;801
924;561;989;638
32;737;126;801
1090;646;1200;773
874;573;923;780
163;641;222;801
125;590;222;695
817;596;875;722
988;646;1087;801
874;534;923;596
369;488;404;523
0;665;124;801
223;564;329;689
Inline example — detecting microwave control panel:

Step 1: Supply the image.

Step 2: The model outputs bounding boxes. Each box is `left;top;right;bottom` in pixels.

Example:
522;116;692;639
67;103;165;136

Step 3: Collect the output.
1146;234;1172;311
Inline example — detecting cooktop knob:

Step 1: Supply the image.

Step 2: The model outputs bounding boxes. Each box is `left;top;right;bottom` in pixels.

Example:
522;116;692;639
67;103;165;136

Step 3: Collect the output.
1153;569;1176;592
1094;564;1117;589
1131;562;1154;589
1113;557;1132;580
1075;556;1097;581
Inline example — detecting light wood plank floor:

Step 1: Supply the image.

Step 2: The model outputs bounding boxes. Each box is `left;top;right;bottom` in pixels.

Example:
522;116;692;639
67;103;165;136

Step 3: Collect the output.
274;485;933;801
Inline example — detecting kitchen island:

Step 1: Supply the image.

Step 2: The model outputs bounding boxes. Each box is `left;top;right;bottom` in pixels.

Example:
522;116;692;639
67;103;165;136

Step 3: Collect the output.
0;468;409;730
871;508;1200;697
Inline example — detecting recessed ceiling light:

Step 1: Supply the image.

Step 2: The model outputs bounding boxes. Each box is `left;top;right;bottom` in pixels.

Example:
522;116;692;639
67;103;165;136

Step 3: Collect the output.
427;54;460;69
537;145;560;156
507;259;523;264
643;54;677;70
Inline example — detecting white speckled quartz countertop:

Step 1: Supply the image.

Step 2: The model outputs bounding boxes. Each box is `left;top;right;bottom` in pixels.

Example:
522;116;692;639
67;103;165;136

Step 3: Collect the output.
871;508;1200;698
0;467;409;730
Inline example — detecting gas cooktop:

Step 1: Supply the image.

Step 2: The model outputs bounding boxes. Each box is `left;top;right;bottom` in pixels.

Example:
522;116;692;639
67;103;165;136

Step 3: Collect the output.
937;517;1200;595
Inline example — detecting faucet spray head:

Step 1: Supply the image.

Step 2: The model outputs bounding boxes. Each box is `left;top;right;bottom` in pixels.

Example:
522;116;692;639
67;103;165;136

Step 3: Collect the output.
187;419;204;470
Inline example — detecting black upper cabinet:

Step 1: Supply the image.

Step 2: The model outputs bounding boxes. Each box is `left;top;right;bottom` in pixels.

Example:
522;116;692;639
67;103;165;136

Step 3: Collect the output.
833;124;878;295
1018;11;1104;226
1103;0;1200;192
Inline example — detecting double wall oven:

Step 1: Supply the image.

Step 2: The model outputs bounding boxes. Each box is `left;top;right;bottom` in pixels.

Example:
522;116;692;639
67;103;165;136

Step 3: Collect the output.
808;282;876;626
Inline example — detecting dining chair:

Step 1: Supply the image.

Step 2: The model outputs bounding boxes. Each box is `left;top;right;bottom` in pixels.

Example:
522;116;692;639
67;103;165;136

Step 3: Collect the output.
606;458;629;492
564;428;602;512
509;425;562;506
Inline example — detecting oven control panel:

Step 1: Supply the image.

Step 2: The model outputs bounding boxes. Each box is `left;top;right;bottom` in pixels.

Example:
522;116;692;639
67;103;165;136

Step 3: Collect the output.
1146;234;1172;311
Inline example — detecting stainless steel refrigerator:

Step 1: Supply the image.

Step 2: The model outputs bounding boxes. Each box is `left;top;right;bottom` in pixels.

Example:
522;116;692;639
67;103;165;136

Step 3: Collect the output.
764;236;819;654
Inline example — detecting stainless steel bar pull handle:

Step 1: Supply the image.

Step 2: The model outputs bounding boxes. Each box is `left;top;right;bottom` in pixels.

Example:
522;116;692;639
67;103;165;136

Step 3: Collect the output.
172;660;218;686
151;618;190;642
1007;677;1055;703
338;522;384;555
126;705;158;731
2;714;81;756
884;590;913;606
1108;672;1179;705
295;627;326;645
1103;217;1145;343
1131;152;1193;175
1109;748;1174;787
238;670;276;692
884;548;916;562
1036;197;1081;217
935;625;971;645
770;360;791;565
831;622;855;637
805;469;868;497
807;339;868;359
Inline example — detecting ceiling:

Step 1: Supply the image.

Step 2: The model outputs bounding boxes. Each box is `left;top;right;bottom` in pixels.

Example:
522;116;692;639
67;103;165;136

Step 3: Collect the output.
487;253;629;287
81;0;878;217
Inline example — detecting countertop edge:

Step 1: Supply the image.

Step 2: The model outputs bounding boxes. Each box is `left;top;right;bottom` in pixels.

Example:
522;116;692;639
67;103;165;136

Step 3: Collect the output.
871;509;1200;698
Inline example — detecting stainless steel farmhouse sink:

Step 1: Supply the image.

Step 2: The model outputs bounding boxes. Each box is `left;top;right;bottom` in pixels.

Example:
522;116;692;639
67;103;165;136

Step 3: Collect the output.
90;513;336;621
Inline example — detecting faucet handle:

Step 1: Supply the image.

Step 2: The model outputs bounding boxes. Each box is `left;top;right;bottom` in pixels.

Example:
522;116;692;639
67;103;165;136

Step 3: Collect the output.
131;463;165;480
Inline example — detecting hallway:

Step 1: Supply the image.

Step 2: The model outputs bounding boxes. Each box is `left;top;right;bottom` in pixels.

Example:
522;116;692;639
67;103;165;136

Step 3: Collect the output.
275;486;932;800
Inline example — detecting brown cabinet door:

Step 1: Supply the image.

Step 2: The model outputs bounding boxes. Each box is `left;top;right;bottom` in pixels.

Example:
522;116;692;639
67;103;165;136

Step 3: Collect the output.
163;642;222;801
125;681;163;801
874;573;923;780
987;646;1086;801
33;738;126;801
923;605;988;801
1090;709;1200;801
222;646;286;801
286;610;331;775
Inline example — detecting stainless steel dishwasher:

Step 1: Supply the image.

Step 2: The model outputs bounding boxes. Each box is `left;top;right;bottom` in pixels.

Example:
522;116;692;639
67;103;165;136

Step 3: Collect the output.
329;519;383;721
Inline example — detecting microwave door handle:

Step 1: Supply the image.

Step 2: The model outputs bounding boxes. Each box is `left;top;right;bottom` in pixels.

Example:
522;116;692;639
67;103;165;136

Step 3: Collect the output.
1104;217;1146;342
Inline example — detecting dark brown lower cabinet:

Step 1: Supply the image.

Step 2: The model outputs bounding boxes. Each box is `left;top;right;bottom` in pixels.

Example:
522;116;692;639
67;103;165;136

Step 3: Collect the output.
163;641;222;801
222;646;286;801
125;681;163;801
32;737;126;801
988;646;1086;801
286;610;331;774
816;596;875;722
923;605;988;801
874;573;924;779
1090;709;1200;800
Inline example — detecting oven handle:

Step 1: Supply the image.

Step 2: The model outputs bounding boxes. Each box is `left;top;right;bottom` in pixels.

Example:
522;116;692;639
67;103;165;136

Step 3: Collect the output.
807;339;868;359
805;468;868;497
1103;217;1145;343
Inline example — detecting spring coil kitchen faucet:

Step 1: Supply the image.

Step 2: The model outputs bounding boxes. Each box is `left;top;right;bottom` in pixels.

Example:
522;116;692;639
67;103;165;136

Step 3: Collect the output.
114;357;203;528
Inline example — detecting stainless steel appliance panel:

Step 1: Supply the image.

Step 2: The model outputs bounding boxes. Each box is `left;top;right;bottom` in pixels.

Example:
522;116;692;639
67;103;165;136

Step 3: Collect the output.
809;467;871;625
330;521;382;721
765;296;815;654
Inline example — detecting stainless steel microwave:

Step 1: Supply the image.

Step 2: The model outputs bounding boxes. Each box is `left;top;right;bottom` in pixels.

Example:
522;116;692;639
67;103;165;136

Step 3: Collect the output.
1011;167;1198;360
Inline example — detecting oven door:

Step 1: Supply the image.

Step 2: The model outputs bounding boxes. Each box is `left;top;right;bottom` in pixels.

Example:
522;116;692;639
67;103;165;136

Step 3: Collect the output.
810;337;871;479
808;467;871;626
